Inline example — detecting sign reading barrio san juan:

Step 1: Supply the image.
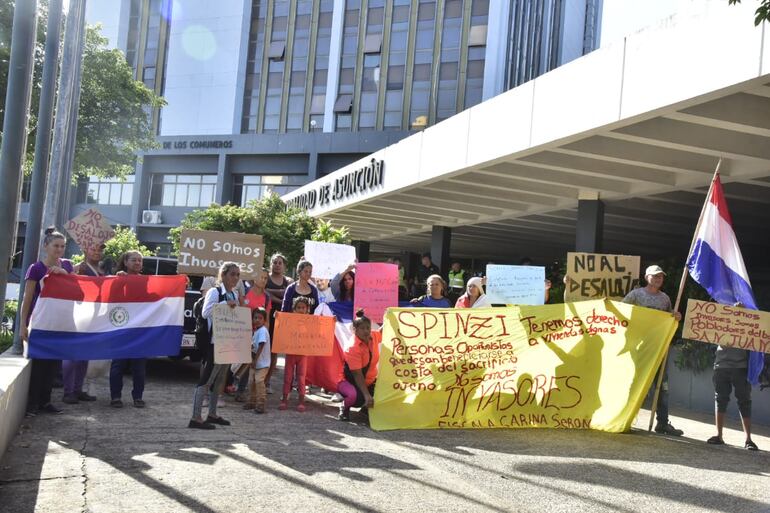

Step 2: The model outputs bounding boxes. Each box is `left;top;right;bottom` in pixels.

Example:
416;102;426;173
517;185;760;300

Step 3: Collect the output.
286;158;384;210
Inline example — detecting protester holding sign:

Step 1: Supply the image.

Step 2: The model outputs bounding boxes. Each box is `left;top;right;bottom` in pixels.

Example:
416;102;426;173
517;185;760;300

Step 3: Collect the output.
109;251;149;408
280;296;313;412
281;260;319;313
189;262;242;429
64;242;107;404
337;309;382;422
331;264;356;302
265;253;293;393
410;275;452;308
622;264;683;436
21;227;74;416
455;277;491;308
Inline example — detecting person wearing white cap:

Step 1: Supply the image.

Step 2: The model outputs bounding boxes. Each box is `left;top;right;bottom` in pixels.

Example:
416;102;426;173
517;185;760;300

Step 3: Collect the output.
623;264;683;436
455;277;491;308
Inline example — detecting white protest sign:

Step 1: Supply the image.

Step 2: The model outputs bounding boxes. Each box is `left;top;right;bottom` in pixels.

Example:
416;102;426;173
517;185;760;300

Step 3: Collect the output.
303;240;356;279
212;305;253;364
485;264;545;305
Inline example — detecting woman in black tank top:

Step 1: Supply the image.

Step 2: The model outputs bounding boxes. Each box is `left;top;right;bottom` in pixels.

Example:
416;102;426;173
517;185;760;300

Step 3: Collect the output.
264;253;293;392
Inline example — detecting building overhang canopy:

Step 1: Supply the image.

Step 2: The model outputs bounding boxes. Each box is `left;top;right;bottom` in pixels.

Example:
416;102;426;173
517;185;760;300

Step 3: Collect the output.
283;4;770;263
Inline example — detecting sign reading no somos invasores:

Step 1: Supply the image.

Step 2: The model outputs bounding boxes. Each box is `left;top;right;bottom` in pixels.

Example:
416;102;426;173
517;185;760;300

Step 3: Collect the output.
177;229;265;280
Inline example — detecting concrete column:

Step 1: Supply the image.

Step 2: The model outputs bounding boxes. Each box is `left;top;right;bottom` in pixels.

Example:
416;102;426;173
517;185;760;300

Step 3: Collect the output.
575;193;604;253
431;225;451;277
129;159;145;229
483;0;512;100
215;153;232;205
352;240;369;262
323;0;345;133
352;240;370;262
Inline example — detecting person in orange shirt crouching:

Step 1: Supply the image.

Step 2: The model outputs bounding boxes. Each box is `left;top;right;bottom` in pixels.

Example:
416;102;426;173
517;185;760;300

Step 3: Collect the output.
337;309;382;422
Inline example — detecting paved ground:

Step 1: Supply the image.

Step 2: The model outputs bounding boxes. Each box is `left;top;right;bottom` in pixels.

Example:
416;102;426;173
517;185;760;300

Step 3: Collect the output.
1;359;769;513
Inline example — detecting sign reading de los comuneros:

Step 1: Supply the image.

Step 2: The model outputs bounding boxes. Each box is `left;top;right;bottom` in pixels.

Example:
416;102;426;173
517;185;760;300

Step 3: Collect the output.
286;158;384;210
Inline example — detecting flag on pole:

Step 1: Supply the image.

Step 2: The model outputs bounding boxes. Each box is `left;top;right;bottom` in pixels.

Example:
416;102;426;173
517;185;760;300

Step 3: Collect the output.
686;174;764;383
28;273;186;360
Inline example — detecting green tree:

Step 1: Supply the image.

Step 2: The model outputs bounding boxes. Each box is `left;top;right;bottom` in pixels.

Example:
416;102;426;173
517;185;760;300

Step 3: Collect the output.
729;0;770;25
74;26;164;179
0;1;164;178
168;194;350;271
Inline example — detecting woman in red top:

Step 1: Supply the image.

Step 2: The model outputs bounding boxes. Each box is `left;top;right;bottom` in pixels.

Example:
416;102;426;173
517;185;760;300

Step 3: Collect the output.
337;309;381;421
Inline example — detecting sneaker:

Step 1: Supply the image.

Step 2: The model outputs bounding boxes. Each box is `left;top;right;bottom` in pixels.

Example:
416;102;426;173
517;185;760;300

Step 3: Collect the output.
77;392;97;402
255;406;266;414
297;403;306;413
337;408;350;421
133;399;146;408
62;393;79;404
188;419;215;430
279;401;288;410
745;440;759;451
224;385;236;395
110;399;123;408
654;422;683;436
206;415;231;426
330;393;343;403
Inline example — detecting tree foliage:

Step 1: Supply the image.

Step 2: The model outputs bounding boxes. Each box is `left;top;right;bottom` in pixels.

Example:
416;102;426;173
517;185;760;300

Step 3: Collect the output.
168;195;350;272
0;1;164;178
75;27;164;179
728;0;770;25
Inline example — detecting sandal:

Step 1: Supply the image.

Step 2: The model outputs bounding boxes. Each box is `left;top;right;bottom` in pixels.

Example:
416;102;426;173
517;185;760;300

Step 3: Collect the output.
706;436;725;445
279;401;288;410
745;440;759;451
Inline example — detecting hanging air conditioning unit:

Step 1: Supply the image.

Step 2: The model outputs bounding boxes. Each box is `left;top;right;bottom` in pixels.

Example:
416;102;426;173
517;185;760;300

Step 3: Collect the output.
142;210;162;224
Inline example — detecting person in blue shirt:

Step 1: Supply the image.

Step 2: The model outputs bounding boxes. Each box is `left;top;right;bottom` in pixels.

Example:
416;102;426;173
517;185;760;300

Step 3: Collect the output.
410;274;452;308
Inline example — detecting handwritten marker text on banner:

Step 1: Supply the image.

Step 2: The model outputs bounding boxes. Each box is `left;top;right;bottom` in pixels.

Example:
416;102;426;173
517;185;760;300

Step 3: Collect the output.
370;300;677;432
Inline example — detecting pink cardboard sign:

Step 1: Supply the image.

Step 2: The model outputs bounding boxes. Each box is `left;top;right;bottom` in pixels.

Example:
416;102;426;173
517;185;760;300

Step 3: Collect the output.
354;263;399;324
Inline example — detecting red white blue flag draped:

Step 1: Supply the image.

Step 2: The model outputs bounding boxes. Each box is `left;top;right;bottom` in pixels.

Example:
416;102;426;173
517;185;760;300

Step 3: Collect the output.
28;274;186;360
686;174;764;383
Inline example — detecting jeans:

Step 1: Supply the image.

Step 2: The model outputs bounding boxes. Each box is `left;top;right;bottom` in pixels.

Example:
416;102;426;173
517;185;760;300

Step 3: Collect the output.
192;344;228;419
653;361;670;426
110;359;147;400
62;360;88;395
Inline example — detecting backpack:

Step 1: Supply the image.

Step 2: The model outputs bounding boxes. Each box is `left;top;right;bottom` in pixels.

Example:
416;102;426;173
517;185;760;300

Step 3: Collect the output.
193;288;227;350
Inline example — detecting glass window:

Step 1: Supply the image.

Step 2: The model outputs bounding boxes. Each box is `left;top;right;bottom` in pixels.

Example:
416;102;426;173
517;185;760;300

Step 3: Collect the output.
234;175;307;206
152;174;217;208
468;25;487;46
78;175;135;206
334;94;353;113
445;0;463;18
418;3;435;20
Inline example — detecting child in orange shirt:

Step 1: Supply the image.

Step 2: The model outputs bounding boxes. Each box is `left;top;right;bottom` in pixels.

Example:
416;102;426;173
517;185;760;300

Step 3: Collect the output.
337;309;382;421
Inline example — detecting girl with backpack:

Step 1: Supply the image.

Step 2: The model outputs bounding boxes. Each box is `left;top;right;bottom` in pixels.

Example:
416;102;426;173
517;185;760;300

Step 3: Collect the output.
188;262;242;429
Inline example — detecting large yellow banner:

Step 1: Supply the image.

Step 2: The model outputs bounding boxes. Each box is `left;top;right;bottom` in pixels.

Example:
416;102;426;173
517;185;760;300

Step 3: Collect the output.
371;300;678;432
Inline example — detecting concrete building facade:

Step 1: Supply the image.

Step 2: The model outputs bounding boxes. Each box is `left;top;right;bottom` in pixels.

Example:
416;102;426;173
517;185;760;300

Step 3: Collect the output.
9;0;601;269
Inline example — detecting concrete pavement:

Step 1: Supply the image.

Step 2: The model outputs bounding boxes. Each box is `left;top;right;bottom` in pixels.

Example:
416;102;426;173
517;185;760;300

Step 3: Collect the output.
1;359;769;513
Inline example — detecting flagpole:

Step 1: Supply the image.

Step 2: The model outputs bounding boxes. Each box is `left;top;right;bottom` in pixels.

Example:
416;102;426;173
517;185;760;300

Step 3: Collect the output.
647;158;723;432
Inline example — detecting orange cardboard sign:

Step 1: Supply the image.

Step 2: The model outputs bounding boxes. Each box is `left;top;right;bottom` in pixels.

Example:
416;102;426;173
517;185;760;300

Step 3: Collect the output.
272;312;335;356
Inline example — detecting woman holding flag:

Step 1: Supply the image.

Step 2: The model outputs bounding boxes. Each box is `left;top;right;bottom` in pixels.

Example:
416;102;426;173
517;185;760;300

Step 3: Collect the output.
21;227;74;415
109;251;149;408
189;261;242;429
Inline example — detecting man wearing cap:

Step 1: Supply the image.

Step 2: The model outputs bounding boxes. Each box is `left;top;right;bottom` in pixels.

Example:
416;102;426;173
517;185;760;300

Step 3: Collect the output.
623;265;683;436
